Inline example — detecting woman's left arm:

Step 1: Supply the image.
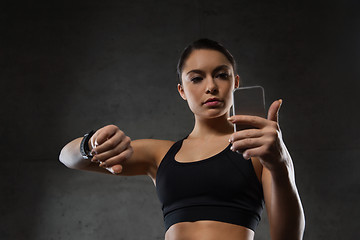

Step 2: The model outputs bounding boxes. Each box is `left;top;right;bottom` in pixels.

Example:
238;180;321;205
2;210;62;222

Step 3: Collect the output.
228;100;305;240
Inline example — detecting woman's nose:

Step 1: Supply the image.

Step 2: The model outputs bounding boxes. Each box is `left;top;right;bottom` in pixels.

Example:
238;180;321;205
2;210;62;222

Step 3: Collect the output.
205;78;218;94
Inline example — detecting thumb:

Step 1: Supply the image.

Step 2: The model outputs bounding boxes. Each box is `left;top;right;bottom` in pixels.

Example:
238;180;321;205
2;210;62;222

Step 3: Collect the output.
111;164;123;174
267;99;282;122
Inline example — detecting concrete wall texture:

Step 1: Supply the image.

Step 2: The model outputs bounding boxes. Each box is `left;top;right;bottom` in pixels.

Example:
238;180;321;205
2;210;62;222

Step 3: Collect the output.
1;0;359;239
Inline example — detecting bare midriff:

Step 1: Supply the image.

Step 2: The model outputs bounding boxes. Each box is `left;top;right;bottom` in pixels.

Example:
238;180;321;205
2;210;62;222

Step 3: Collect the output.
164;221;254;240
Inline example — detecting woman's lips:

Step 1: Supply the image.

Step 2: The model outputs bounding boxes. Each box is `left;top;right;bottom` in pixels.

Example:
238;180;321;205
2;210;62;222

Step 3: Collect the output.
203;98;222;106
204;101;221;106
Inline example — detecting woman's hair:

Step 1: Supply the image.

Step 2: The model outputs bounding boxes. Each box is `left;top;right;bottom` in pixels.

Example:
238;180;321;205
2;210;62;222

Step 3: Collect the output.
177;38;237;84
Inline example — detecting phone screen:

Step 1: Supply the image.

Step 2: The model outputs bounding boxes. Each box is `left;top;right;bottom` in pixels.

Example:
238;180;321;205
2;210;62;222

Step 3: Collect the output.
232;86;266;132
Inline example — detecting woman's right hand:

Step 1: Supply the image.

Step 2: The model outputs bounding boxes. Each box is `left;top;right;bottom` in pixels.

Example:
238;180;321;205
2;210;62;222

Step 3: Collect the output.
89;125;133;174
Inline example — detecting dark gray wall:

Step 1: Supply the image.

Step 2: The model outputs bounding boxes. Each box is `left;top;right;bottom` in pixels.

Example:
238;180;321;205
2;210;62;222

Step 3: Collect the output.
1;0;359;239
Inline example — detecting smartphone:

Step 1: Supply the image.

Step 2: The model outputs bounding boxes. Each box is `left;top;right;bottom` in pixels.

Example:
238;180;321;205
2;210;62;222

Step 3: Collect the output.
232;86;266;132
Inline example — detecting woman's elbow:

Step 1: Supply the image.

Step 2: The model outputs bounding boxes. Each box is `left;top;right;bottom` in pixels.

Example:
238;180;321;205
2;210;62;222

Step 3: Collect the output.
59;147;72;168
59;147;87;170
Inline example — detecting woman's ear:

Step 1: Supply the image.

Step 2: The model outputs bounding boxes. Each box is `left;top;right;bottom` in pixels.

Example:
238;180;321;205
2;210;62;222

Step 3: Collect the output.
234;75;240;88
177;84;187;100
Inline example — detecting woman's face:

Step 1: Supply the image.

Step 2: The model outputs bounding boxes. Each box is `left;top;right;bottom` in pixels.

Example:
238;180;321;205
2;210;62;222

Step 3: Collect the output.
178;49;239;120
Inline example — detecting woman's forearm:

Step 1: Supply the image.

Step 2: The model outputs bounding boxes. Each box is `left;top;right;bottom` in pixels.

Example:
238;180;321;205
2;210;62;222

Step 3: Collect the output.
266;155;305;240
59;137;91;169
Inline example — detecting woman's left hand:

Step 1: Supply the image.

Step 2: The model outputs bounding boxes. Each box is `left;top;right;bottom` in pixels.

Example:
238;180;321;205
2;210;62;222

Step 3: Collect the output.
228;99;289;172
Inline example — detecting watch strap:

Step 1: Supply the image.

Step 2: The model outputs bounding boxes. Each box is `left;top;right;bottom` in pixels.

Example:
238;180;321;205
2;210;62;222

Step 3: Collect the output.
80;130;95;159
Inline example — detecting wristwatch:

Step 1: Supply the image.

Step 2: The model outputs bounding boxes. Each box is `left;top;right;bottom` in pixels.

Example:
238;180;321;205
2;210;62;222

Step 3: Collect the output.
80;130;95;160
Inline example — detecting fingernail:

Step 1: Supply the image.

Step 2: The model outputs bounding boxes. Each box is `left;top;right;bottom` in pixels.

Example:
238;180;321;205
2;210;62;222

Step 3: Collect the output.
243;153;250;160
99;162;107;168
107;167;115;174
279;99;283;105
230;145;234;151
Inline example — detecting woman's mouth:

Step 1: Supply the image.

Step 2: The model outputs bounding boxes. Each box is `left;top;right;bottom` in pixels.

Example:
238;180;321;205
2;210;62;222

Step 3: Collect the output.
203;98;223;106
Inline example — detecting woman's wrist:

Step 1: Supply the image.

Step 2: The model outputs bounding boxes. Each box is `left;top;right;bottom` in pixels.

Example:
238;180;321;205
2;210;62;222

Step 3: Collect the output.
268;156;297;187
269;162;289;181
80;130;95;160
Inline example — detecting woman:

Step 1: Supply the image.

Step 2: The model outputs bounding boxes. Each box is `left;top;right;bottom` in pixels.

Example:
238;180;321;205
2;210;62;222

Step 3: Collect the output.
60;39;305;240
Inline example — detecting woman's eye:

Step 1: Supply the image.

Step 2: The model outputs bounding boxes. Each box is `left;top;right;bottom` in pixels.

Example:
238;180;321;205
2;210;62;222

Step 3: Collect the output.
217;73;229;79
191;77;202;83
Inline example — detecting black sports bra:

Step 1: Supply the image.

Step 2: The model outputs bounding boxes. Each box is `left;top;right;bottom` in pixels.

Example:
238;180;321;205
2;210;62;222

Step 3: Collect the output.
156;138;264;231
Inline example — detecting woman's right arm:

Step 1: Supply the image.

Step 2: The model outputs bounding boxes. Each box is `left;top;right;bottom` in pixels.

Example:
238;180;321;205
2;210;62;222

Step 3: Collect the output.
59;125;173;178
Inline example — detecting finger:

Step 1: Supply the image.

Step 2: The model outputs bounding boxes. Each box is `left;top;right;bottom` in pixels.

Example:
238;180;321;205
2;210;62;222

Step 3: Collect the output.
90;132;99;150
93;138;130;162
100;149;132;167
242;146;266;160
228;115;268;128
229;128;262;143
95;126;118;146
230;138;263;152
103;164;123;174
93;133;126;155
111;164;123;174
267;99;282;122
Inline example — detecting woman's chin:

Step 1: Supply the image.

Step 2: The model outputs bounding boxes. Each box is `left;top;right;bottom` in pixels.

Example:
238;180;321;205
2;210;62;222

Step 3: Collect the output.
197;110;230;120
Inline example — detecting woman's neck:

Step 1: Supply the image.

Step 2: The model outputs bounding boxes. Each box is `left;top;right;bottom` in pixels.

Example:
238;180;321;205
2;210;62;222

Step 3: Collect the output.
189;114;234;140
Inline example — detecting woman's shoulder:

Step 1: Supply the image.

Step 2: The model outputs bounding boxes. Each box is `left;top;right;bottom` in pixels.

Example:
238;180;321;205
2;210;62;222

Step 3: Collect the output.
132;138;175;150
132;139;175;162
130;139;176;179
